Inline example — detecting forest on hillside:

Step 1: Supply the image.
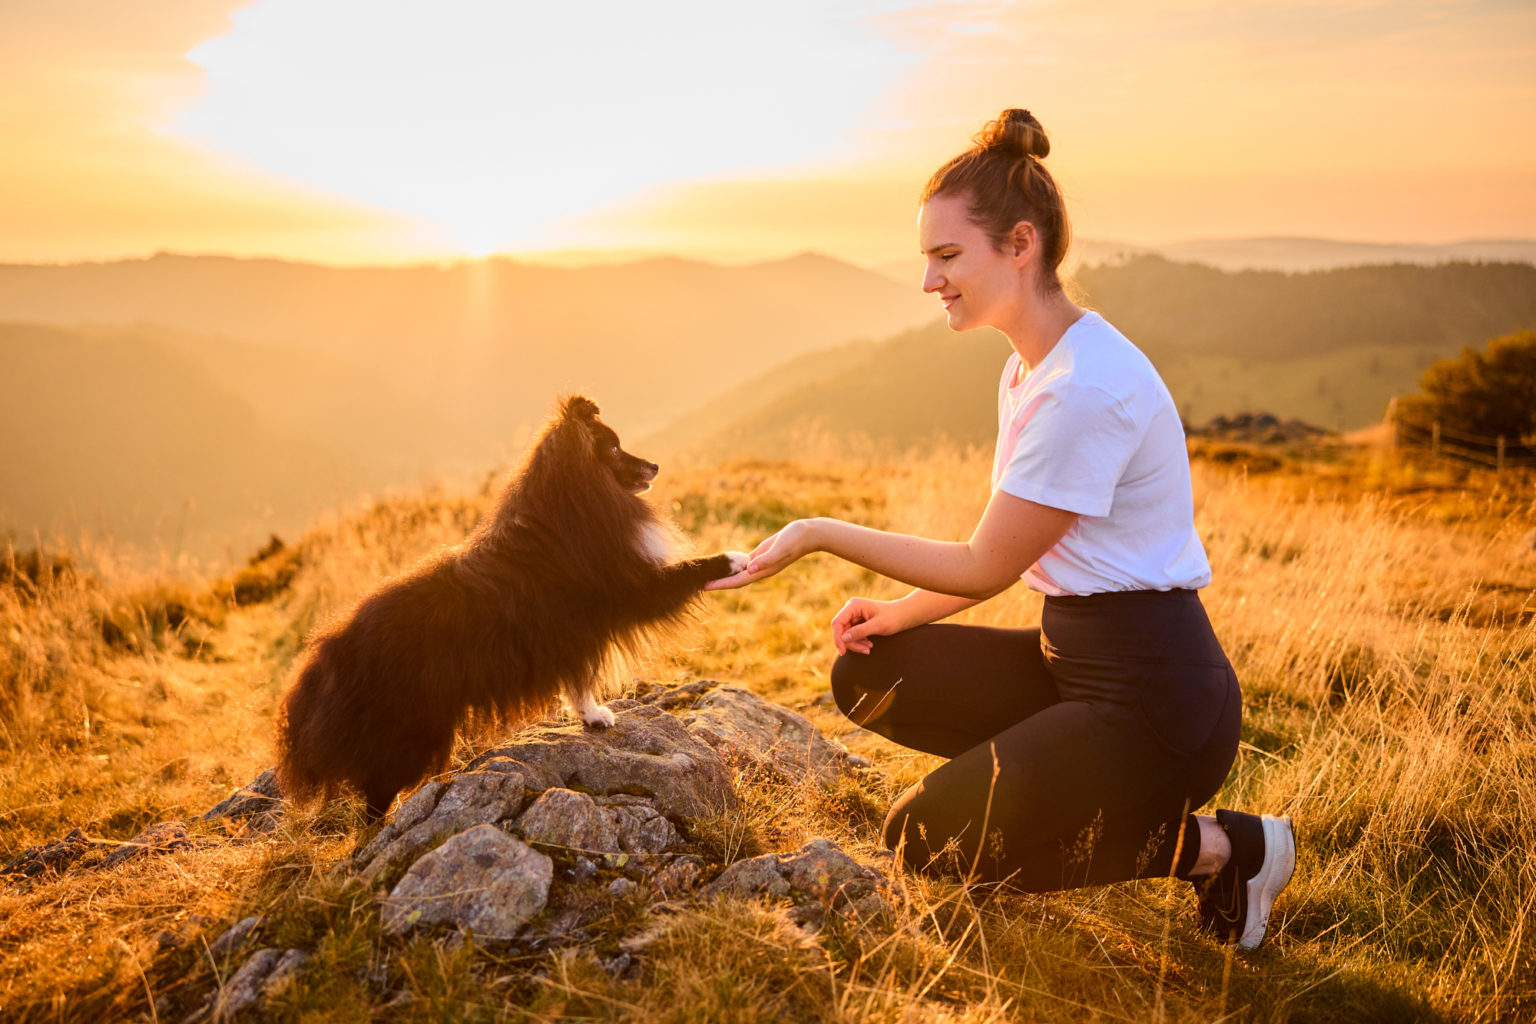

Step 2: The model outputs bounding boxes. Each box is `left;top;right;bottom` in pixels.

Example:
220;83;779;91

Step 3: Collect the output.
655;258;1536;460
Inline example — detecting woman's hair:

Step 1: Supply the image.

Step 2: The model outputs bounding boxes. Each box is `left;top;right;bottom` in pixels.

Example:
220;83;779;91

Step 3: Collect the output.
921;108;1072;293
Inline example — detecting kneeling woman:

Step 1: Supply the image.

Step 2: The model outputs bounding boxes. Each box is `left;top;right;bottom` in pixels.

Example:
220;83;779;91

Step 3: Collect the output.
707;109;1295;950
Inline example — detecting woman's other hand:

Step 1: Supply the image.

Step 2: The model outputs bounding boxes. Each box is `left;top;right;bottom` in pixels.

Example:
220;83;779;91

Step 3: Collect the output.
703;519;822;591
831;597;908;655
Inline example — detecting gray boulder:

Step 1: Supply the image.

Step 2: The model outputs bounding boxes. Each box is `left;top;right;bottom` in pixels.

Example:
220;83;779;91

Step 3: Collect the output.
515;789;682;859
381;825;552;942
466;705;735;820
675;684;852;784
598;795;680;855
356;770;530;882
705;838;886;918
516;788;620;854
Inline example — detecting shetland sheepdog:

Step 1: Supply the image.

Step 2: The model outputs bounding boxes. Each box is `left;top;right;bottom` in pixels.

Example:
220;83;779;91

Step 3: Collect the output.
274;395;745;817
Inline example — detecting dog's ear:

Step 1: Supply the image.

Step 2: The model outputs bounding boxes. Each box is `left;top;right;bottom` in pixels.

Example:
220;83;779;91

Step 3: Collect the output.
561;395;600;422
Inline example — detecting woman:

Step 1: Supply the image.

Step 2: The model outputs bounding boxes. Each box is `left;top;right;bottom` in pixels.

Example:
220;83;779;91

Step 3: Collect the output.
707;109;1295;950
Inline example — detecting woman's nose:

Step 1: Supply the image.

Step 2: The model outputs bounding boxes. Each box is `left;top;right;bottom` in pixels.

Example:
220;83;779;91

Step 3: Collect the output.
922;263;943;293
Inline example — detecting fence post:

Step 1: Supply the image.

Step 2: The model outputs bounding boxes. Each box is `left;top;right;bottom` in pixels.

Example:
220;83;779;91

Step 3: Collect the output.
1497;436;1506;471
1432;421;1441;457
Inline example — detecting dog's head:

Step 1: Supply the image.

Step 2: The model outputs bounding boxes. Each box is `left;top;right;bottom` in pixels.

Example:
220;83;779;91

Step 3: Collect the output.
557;395;659;493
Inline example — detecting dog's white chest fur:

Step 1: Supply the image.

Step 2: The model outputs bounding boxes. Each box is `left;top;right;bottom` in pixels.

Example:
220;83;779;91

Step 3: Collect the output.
636;521;674;564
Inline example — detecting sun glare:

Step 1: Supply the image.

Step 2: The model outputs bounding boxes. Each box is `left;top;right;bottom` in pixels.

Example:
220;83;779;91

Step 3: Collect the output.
175;0;912;256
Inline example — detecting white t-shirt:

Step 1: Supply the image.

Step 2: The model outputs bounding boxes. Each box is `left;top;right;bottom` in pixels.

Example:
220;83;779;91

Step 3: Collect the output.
991;310;1211;596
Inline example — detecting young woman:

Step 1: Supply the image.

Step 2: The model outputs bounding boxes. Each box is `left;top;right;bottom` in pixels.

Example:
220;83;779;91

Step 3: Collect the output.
706;109;1295;949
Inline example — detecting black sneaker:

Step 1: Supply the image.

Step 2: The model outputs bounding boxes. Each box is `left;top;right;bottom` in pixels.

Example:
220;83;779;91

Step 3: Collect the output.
1193;810;1295;950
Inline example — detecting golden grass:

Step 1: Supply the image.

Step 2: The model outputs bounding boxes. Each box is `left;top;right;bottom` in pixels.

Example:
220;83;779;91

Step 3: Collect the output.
1;447;1532;1022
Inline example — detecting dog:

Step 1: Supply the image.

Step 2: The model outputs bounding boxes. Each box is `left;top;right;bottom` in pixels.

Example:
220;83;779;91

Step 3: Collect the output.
274;395;746;817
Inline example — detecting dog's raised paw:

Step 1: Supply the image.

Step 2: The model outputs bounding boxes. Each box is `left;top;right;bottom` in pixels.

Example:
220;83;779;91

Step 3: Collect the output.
725;551;751;575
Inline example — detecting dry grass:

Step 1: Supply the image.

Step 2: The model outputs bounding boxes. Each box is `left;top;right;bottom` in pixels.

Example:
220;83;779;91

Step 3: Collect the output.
1;447;1532;1022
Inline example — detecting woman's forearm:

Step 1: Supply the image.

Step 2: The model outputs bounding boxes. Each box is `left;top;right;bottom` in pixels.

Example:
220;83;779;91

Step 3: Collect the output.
894;589;984;629
809;518;1019;600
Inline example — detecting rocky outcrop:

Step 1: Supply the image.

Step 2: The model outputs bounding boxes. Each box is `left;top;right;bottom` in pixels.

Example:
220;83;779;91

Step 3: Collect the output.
465;704;737;820
12;679;895;1020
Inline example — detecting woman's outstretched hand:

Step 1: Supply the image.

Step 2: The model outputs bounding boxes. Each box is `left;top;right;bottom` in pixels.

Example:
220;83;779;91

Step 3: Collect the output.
830;597;907;655
703;519;820;591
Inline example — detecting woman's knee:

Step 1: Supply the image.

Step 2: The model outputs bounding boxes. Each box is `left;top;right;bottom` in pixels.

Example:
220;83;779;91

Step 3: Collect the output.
881;781;970;876
830;652;885;723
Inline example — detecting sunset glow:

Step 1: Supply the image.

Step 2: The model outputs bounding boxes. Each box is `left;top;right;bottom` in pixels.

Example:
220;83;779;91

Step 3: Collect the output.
1;0;1532;265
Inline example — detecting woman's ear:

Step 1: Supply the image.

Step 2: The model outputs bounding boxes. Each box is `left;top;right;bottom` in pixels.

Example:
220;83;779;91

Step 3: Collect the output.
1008;221;1037;265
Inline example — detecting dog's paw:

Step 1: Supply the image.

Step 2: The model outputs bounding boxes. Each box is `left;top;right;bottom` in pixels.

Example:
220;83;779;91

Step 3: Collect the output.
581;704;616;730
721;551;751;577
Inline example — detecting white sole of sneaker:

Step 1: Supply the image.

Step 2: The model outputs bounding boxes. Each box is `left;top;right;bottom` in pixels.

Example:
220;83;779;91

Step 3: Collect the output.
1238;814;1295;950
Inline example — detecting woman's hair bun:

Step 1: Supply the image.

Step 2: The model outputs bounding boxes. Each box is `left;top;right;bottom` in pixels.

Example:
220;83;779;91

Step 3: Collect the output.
974;108;1050;160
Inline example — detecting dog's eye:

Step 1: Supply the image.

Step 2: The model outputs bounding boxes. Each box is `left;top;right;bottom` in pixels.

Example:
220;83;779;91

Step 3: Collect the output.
610;445;620;455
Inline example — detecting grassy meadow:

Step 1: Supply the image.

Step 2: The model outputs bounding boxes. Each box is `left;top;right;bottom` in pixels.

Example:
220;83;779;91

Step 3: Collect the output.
1;442;1533;1022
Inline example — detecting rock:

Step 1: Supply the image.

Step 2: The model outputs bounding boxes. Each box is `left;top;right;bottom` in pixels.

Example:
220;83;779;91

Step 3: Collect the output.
705;838;885;914
676;684;851;784
608;877;635;898
466;705;735;820
102;821;196;868
381;825;552;942
599;796;680;854
0;827;100;878
195;947;310;1022
200;769;282;826
516;789;620;854
208;916;264;958
651;855;706;897
356;771;530;882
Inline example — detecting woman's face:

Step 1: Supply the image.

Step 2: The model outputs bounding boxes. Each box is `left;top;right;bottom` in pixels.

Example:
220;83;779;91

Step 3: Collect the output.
918;192;1027;332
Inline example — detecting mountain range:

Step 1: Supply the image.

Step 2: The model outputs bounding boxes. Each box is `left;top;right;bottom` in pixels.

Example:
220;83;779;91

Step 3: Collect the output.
5;246;1534;561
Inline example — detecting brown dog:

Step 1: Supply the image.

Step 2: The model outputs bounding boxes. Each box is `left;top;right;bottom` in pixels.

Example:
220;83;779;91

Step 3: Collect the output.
274;395;745;816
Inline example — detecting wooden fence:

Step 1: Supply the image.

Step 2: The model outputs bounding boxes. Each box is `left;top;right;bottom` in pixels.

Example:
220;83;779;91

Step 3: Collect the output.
1386;398;1536;470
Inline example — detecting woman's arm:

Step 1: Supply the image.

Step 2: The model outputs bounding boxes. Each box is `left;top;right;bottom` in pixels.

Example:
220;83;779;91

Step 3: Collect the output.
830;588;981;655
706;489;1078;599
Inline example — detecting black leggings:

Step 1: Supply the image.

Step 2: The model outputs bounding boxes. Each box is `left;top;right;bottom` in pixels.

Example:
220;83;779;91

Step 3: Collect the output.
830;589;1240;891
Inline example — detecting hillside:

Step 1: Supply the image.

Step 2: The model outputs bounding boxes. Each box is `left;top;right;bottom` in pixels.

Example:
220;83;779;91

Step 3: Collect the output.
0;323;363;561
0;252;935;437
656;257;1536;458
1;451;1531;1022
1;253;935;557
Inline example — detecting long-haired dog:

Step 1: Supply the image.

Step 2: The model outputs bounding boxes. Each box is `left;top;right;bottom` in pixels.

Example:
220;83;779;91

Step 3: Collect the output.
275;395;746;817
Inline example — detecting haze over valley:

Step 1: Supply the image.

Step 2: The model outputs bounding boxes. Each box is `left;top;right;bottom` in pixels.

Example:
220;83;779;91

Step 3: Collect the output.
5;244;1534;560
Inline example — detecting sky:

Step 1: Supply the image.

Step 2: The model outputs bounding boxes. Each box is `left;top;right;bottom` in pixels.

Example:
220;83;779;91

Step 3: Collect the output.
2;0;1533;266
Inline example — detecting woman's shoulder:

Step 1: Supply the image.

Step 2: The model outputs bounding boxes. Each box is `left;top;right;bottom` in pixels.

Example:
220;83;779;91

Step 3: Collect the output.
1065;312;1160;389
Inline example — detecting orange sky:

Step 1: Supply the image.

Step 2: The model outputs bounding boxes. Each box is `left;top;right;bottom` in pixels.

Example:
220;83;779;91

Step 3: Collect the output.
2;0;1533;267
